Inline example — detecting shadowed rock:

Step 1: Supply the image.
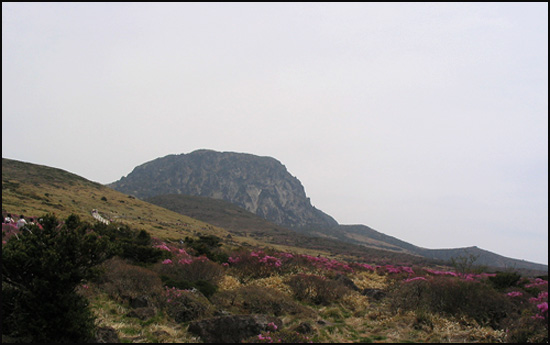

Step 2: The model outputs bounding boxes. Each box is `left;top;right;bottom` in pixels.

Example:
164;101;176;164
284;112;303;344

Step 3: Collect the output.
188;314;282;343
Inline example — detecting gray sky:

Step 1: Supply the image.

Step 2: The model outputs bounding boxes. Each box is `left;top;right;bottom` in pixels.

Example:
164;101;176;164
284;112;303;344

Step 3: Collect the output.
3;3;548;265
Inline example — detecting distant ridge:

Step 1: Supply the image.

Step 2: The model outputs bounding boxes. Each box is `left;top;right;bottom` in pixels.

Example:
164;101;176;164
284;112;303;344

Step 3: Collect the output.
109;150;547;273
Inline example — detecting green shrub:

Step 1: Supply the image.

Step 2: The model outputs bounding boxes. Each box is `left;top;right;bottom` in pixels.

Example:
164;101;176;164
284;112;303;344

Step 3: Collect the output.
194;279;219;298
489;271;522;290
184;235;228;263
154;257;224;298
389;276;515;328
2;213;111;342
93;223;167;264
160;275;194;290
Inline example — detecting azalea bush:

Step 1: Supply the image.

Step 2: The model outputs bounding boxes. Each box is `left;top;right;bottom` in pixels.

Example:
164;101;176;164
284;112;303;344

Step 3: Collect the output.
152;240;224;297
227;249;285;281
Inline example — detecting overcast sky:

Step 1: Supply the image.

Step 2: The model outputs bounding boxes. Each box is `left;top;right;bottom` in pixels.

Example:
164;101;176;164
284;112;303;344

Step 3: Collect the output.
3;3;548;265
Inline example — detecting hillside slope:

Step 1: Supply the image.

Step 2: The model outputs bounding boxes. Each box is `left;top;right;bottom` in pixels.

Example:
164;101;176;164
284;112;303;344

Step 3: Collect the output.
2;158;396;262
2;158;228;241
145;194;438;265
3;157;546;273
145;193;548;273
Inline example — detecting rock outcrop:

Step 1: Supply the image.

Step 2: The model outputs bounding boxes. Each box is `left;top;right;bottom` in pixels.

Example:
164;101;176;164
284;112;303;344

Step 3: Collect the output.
108;150;337;229
188;314;282;343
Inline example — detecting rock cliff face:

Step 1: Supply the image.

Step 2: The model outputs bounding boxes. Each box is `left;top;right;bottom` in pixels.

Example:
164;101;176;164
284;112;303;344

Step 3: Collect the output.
108;150;338;229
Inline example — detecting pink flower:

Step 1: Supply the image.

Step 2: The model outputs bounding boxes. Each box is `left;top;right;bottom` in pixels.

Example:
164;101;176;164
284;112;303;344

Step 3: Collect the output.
228;256;240;264
401;266;414;275
155;243;171;251
526;278;549;288
162;259;173;264
404;277;427;283
506;291;523;297
178;258;192;265
537;302;548;314
386;266;401;274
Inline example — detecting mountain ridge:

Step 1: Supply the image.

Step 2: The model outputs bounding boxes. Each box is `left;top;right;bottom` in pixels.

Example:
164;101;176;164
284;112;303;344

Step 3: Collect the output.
108;150;547;271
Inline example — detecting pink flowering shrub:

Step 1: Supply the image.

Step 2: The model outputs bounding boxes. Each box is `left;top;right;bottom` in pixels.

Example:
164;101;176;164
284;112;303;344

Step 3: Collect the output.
404;276;427;283
226;250;285;281
504;298;548;343
525;278;549;288
151;241;224;297
506;291;523;297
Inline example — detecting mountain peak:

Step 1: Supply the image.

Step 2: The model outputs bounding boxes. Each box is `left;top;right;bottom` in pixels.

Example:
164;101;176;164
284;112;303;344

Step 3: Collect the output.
109;150;337;229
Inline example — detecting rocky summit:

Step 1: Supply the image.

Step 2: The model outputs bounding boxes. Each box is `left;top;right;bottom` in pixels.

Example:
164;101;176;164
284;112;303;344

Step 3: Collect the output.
108;150;338;229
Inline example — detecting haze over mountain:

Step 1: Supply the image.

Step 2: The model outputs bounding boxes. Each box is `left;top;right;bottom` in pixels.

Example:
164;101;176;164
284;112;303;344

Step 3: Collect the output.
109;150;548;272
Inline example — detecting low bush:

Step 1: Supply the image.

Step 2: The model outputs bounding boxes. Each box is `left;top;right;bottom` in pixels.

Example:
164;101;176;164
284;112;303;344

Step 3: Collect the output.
163;287;214;323
154;256;224;297
503;312;548;343
227;249;284;281
287;274;351;305
388;276;515;328
489;271;522;290
93;224;167;264
98;257;164;305
184;235;229;263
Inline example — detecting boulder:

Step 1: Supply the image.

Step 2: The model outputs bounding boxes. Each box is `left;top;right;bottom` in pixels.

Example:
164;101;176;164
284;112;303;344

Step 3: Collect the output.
126;307;156;320
188;314;282;343
361;288;386;300
95;326;119;343
129;295;151;309
334;274;360;291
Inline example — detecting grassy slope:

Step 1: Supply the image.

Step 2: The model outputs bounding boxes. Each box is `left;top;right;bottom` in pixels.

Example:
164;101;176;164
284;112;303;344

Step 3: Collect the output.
2;158;228;241
2;158;334;258
145;194;443;266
